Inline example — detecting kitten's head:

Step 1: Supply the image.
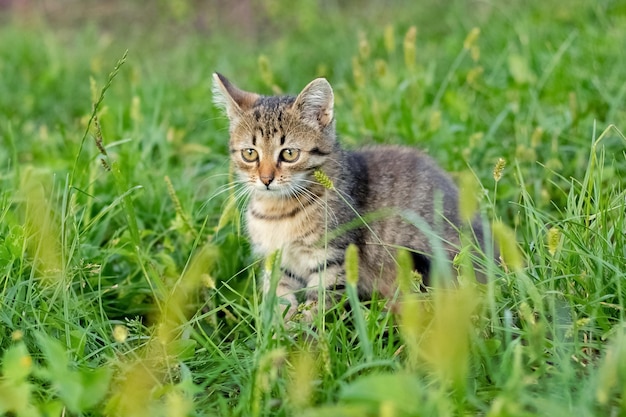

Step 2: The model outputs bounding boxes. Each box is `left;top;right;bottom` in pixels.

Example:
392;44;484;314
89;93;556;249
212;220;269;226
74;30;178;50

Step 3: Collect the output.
212;73;336;198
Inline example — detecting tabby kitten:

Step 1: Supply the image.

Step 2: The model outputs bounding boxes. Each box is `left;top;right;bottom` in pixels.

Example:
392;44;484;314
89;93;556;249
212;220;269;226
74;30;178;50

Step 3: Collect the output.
212;73;485;320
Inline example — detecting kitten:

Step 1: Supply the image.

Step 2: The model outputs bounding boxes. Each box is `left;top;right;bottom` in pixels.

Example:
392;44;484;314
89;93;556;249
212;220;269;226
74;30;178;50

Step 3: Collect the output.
212;73;487;320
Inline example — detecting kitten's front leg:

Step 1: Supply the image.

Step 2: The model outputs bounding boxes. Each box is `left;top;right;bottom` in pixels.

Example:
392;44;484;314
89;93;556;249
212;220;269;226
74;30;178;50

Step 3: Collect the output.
275;278;300;320
261;267;300;320
267;262;346;323
301;265;346;322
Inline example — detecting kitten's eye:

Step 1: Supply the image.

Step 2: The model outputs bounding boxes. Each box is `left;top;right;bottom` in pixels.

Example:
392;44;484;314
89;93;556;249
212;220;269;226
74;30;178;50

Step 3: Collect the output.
280;148;300;163
241;148;259;162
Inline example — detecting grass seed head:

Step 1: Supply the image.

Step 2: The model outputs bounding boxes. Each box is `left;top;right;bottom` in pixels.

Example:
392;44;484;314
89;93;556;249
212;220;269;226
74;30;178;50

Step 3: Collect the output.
21;169;62;283
493;157;506;182
547;227;561;256
345;243;360;286
314;169;335;190
396;248;414;294
463;27;481;50
288;350;316;410
458;171;479;221
493;221;523;271
400;288;478;386
384;24;396;53
403;26;417;69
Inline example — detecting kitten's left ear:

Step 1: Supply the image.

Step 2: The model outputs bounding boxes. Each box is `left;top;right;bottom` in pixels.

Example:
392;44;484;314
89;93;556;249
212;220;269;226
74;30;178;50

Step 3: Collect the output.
293;78;334;130
212;73;260;121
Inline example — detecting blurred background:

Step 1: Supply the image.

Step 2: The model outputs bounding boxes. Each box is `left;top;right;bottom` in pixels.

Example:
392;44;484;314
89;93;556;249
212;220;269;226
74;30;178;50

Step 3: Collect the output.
2;0;624;190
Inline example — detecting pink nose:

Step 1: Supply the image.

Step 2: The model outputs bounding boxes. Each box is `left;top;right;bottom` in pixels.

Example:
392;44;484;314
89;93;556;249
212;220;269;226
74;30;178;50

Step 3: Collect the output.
260;174;274;186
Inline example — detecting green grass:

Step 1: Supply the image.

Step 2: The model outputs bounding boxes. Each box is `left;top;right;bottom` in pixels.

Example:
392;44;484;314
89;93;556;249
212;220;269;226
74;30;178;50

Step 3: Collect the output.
1;0;626;415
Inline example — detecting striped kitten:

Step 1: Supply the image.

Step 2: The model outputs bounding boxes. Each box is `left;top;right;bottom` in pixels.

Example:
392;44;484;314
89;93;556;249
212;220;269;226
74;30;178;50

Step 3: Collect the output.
212;73;486;320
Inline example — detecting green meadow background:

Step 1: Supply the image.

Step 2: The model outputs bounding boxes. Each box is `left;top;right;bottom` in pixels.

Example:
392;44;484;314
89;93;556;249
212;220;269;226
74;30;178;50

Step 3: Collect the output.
1;0;625;415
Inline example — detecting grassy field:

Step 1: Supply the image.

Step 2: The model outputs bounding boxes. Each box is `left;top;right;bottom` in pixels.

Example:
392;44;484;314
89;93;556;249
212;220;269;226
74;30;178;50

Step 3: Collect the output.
1;0;626;415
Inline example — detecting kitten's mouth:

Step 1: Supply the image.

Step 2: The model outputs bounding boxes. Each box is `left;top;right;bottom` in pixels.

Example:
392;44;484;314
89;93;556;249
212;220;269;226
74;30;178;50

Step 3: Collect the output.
252;183;282;195
252;183;295;198
255;182;277;191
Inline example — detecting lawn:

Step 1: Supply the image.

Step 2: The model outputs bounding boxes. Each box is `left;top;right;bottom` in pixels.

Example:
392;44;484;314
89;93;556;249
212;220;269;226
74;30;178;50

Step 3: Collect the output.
1;0;625;416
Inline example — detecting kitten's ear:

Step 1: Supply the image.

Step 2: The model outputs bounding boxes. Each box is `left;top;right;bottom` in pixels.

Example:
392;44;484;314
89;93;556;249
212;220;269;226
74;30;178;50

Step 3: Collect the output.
293;78;334;130
212;73;260;121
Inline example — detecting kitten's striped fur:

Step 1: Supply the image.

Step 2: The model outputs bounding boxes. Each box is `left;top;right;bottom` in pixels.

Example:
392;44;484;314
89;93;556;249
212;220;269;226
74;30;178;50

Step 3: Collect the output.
212;73;486;320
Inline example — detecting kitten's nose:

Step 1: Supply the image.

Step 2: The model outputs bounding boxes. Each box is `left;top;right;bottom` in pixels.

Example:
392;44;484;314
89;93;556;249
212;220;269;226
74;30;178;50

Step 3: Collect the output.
260;174;274;187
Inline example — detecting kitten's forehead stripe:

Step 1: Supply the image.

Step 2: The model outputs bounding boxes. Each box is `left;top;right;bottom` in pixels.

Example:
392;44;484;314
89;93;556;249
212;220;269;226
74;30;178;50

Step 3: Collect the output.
246;95;297;145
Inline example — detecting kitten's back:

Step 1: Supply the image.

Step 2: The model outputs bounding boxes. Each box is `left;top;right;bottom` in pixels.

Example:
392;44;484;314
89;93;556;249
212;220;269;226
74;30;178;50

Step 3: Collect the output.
335;145;467;292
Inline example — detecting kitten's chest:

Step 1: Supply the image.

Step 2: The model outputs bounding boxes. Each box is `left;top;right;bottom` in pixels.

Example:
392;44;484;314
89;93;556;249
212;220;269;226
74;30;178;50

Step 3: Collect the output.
246;196;326;255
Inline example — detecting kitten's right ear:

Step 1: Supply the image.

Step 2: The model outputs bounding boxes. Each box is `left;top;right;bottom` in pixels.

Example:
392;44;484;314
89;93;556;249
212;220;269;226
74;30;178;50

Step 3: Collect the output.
212;73;259;121
293;78;334;130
